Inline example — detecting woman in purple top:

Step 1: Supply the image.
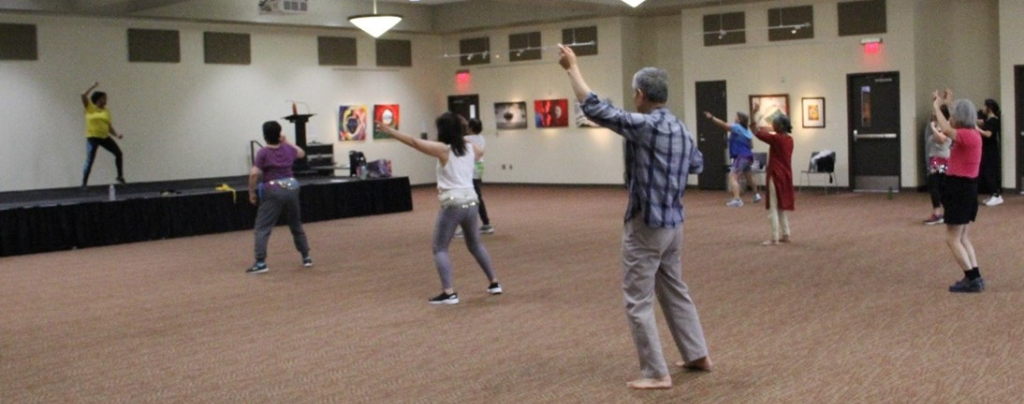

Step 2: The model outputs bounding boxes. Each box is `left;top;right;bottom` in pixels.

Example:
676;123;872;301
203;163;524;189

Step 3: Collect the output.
246;121;311;274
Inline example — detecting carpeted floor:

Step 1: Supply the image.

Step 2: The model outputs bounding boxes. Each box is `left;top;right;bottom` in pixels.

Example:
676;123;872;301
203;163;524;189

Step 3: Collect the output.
1;186;1021;404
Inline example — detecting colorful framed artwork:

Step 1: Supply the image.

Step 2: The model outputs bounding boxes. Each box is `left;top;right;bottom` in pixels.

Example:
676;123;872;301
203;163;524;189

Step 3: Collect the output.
801;97;825;128
534;99;569;128
339;105;368;141
494;101;528;130
373;104;400;140
749;94;790;131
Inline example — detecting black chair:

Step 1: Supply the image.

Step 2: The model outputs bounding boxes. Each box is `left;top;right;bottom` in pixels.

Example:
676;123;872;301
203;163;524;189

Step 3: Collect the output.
800;151;836;194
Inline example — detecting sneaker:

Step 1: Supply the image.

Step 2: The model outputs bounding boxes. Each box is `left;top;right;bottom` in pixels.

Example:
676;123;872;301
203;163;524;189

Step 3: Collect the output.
923;214;944;225
487;282;503;295
454;228;465;238
429;292;459;305
984;195;1003;207
246;261;268;274
752;193;762;203
302;256;313;268
948;277;985;293
480;224;495;234
726;199;744;207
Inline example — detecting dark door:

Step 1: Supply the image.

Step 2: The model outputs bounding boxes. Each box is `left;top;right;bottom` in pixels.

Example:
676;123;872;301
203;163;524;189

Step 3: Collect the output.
1016;66;1024;192
696;80;727;190
848;72;901;191
448;94;480;122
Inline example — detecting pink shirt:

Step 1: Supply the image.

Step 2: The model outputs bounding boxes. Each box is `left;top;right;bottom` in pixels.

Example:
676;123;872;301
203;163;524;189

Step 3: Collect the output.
946;128;981;179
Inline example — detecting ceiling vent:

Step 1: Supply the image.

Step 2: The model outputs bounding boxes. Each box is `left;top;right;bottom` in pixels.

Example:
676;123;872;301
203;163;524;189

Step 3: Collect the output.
259;0;308;15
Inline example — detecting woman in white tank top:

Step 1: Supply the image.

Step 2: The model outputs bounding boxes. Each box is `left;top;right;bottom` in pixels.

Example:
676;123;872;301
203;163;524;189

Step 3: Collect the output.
376;113;502;305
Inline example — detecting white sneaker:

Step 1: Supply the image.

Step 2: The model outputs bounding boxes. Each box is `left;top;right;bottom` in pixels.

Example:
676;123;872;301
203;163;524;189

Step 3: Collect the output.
984;195;1004;206
726;199;743;207
752;193;762;203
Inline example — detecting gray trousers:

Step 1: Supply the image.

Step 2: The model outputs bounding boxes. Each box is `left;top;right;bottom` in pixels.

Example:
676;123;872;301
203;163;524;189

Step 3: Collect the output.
621;216;709;379
254;185;309;261
432;205;496;290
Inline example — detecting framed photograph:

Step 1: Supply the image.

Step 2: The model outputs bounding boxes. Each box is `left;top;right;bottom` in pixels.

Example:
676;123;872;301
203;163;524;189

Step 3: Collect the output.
749;94;790;131
534;99;569;128
372;104;399;140
339;105;368;141
494;101;528;130
802;97;825;128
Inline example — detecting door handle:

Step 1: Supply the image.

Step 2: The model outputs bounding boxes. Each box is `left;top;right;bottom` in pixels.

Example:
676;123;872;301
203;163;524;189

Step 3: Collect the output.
854;133;897;140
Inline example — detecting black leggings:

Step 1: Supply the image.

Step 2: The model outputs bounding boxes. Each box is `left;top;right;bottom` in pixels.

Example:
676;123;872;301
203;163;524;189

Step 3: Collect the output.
472;178;490;226
82;137;123;186
927;173;944;209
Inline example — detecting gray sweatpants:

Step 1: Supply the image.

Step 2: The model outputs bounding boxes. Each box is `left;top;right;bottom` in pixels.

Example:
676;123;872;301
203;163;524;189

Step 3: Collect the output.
432;205;496;290
254;185;309;262
621;215;709;379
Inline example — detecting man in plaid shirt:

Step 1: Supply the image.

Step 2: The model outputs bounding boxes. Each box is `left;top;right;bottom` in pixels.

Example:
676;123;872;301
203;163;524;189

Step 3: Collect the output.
558;44;712;390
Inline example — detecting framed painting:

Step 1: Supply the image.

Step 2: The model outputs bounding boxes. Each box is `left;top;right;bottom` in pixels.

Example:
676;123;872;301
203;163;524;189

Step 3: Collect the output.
749;94;789;131
494;101;528;130
339;105;368;141
372;104;400;140
801;97;825;128
534;99;569;128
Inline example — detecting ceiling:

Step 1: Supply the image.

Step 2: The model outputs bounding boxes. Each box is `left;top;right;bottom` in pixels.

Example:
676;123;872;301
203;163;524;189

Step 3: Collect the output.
0;0;763;31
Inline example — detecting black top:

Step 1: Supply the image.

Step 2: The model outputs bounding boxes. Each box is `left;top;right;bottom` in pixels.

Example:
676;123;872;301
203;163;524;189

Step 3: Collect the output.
981;116;1000;153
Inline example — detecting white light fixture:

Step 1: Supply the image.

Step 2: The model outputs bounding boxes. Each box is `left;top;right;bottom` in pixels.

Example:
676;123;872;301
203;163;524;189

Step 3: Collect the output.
349;0;402;38
621;0;646;7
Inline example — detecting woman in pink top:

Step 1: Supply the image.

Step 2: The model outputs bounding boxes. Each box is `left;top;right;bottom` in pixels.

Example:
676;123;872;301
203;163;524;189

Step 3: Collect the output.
931;89;985;293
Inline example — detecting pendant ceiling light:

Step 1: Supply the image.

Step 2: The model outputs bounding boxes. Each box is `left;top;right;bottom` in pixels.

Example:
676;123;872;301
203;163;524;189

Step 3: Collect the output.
349;0;402;38
621;0;646;7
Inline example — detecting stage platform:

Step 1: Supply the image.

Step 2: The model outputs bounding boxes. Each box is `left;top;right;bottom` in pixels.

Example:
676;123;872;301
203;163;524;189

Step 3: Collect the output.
0;175;413;257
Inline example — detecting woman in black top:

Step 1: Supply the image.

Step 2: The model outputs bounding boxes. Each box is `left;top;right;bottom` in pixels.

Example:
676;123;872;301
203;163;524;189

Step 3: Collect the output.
977;99;1002;206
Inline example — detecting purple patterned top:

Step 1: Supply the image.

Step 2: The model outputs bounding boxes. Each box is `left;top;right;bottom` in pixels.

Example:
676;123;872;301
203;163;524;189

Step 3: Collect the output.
254;144;298;182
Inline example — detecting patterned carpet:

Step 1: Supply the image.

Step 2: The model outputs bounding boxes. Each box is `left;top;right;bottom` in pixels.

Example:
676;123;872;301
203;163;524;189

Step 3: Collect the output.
1;186;1021;403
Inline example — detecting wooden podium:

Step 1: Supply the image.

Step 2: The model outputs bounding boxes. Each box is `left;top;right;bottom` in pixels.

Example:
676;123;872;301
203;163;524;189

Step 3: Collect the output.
284;113;314;173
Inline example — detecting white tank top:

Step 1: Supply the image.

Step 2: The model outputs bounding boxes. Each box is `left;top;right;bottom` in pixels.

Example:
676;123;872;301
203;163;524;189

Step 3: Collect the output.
436;145;477;201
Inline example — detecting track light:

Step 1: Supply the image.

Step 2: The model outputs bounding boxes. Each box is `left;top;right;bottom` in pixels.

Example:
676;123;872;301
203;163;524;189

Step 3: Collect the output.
621;0;646;7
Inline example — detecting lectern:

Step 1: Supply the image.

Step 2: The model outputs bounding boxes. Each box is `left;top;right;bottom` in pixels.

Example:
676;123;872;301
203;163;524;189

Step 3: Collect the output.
284;113;314;172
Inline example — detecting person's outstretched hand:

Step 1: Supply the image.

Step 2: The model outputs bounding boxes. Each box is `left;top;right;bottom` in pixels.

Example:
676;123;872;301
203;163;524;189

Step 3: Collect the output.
375;122;395;136
557;44;577;70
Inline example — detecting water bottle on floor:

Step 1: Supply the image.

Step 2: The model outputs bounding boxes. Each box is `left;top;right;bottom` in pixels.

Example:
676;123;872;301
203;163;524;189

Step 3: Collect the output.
108;184;116;201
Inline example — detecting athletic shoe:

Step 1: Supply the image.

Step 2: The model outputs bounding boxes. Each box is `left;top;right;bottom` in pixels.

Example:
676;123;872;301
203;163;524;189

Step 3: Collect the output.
246;261;268;274
480;224;495;234
487;282;503;295
752;193;762;203
454;228;465;238
429;292;459;305
726;199;744;207
984;195;1003;207
949;277;985;293
923;214;944;225
302;256;313;268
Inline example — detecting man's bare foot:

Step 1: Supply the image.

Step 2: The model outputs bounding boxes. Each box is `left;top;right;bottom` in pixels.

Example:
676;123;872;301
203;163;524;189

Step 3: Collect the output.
780;235;791;243
676;356;713;371
626;376;672;390
761;240;778;246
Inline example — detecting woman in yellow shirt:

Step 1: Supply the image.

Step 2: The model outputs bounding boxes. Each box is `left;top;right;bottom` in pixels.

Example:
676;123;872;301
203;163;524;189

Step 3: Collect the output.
81;81;125;187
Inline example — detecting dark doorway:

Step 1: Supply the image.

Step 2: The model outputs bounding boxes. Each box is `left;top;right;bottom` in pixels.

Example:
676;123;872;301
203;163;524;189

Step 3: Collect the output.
1016;66;1024;192
847;72;901;191
696;80;727;190
448;94;480;122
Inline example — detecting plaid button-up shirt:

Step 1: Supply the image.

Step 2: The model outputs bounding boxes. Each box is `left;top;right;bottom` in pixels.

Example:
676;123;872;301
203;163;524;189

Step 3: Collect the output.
581;92;704;228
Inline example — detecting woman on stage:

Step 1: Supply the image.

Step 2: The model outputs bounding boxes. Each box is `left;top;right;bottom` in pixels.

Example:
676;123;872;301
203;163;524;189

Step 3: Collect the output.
376;113;502;305
80;82;125;187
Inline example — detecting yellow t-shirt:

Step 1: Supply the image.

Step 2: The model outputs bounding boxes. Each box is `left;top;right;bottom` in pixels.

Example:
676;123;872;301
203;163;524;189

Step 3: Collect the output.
85;102;111;139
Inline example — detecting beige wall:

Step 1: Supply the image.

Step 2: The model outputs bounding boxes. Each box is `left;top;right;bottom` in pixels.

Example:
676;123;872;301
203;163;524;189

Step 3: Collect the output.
0;14;443;191
1000;0;1022;189
440;17;629;185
